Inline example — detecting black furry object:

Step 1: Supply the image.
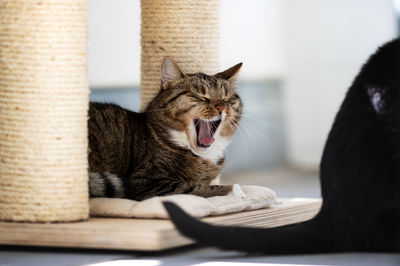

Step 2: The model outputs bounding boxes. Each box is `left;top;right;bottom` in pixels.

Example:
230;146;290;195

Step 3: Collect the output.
163;38;400;253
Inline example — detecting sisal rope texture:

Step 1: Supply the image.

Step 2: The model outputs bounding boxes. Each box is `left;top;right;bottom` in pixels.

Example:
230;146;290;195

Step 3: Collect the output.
0;0;89;222
140;0;220;110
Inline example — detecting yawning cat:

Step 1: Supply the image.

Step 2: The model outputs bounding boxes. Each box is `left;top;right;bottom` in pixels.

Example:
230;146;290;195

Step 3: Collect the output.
88;57;243;201
164;38;400;253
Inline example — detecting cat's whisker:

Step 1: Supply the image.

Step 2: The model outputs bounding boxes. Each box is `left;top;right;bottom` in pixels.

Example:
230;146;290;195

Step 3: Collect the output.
241;119;279;157
240;114;284;133
237;122;262;158
229;117;279;158
226;119;249;168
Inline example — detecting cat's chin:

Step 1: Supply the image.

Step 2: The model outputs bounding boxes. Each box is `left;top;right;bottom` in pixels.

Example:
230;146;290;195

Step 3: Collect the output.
194;144;213;153
190;145;217;162
190;135;231;164
189;144;211;156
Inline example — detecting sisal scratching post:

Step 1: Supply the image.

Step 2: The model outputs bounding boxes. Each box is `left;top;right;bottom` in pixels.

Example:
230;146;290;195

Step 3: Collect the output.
140;0;220;110
0;0;89;222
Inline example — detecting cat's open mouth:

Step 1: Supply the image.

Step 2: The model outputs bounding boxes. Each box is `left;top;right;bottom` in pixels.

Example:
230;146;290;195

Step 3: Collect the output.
194;118;221;148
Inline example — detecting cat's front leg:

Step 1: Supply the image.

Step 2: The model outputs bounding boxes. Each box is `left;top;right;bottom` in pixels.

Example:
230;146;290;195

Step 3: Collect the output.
176;182;237;198
117;178;234;200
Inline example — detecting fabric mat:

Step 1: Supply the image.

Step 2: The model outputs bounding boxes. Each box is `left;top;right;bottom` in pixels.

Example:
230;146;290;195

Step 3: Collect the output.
90;185;278;219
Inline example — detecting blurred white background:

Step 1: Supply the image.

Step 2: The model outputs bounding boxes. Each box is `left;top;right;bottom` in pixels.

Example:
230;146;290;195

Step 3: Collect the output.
88;0;398;173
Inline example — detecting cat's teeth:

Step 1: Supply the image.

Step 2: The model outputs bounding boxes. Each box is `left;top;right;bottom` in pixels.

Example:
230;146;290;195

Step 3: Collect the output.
221;112;226;121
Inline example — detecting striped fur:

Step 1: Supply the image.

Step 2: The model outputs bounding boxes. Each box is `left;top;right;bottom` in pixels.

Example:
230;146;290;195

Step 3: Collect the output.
89;172;125;198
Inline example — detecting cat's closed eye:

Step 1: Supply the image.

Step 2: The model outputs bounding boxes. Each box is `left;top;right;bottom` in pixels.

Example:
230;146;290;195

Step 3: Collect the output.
202;97;210;103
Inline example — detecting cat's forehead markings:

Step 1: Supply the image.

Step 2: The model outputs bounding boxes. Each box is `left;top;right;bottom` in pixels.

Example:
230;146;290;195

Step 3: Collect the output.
204;86;209;95
217;80;229;98
222;84;227;99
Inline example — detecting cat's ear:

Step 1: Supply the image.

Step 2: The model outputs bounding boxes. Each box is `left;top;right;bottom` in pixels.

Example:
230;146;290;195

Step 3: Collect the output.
161;57;186;89
215;62;243;81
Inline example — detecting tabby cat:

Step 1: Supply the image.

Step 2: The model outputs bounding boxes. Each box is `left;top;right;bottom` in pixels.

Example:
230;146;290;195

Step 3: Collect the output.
88;57;243;201
165;38;400;253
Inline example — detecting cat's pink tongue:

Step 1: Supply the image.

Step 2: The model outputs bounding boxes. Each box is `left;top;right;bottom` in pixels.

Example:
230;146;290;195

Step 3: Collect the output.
198;120;215;147
199;136;215;146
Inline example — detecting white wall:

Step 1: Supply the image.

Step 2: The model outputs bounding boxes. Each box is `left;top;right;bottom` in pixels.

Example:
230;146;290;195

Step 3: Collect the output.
88;0;141;88
282;0;397;168
220;0;284;81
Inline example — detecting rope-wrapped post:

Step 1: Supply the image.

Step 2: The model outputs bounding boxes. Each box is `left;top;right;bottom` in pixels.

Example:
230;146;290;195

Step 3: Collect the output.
0;0;89;222
140;0;220;110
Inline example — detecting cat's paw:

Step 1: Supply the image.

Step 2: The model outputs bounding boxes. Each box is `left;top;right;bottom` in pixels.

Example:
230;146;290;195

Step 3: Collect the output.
230;184;246;199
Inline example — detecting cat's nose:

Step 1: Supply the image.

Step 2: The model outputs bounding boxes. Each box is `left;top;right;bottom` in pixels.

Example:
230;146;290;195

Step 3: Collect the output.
214;102;224;114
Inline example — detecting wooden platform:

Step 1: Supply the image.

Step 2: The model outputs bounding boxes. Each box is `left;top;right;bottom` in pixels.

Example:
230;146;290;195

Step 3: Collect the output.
0;198;321;251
